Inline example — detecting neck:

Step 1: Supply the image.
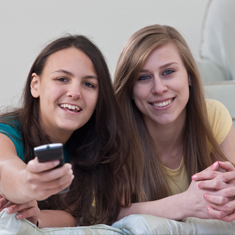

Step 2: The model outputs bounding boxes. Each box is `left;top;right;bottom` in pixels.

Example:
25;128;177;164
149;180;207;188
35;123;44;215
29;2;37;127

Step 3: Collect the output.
48;132;71;145
40;124;72;145
145;114;185;169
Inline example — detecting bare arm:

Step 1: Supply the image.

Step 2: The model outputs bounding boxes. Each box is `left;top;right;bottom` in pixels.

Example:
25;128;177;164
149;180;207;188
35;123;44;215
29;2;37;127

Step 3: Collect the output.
38;210;79;228
0;133;74;204
0;133;33;202
118;178;216;221
218;124;235;164
119;153;235;222
118;127;235;221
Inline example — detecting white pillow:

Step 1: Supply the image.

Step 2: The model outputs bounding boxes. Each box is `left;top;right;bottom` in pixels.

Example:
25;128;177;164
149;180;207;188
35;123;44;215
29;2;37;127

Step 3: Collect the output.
1;208;235;235
199;0;235;81
0;209;124;235
113;214;235;235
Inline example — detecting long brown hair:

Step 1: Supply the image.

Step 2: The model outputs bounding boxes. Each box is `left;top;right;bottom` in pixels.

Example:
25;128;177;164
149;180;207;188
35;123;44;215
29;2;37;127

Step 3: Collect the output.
113;24;227;202
0;35;130;225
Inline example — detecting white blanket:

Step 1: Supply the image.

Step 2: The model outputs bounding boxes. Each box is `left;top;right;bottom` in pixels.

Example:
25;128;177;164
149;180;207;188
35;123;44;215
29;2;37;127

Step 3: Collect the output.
1;209;235;235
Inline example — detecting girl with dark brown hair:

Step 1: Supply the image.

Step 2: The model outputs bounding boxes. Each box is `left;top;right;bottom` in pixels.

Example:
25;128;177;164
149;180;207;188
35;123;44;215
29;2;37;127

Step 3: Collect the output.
0;35;130;228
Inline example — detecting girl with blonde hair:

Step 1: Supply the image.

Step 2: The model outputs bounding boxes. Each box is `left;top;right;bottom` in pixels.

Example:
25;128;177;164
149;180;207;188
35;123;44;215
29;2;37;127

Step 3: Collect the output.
114;24;235;222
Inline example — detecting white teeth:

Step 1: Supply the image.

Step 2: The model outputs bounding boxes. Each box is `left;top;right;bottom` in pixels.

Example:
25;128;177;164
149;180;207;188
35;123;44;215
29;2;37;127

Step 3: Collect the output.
59;104;81;111
153;99;172;107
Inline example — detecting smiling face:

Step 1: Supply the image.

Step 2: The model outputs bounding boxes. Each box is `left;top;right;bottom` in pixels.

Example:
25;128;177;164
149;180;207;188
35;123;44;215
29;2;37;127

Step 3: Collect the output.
30;47;98;143
132;43;190;129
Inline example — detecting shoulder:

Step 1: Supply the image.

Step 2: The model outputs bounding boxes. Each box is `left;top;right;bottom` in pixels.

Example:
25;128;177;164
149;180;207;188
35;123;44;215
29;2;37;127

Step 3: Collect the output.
206;99;232;144
206;99;229;113
0;118;24;160
206;99;231;124
0;118;22;139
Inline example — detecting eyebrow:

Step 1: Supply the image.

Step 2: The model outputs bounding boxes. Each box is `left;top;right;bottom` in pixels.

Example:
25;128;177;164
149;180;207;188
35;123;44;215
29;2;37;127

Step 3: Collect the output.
140;62;178;72
159;62;178;69
54;69;73;76
53;69;98;79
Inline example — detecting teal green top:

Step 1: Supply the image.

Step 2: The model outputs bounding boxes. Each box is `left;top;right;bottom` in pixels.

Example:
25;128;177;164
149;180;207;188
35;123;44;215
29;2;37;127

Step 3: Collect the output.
0;120;70;163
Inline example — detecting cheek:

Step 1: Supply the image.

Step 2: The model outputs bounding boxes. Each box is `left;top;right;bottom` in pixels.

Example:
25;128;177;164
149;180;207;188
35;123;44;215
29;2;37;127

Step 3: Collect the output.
181;80;190;95
173;76;189;95
40;83;61;96
132;84;148;104
132;91;146;113
133;83;143;99
87;92;99;111
178;83;190;104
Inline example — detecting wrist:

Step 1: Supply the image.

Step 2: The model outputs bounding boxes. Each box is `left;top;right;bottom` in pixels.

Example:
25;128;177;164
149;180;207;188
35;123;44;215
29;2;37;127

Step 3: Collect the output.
175;191;191;219
21;169;35;202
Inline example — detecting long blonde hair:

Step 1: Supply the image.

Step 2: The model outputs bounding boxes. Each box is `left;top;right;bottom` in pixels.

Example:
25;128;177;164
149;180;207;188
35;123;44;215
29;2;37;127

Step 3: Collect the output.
113;24;227;202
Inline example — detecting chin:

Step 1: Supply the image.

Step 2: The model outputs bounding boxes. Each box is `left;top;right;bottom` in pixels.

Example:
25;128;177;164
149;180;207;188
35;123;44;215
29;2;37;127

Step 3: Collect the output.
156;117;177;126
58;123;81;133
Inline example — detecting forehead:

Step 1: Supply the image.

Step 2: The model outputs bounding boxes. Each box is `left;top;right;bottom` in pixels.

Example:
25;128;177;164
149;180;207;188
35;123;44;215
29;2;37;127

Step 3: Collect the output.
143;43;183;67
42;47;97;75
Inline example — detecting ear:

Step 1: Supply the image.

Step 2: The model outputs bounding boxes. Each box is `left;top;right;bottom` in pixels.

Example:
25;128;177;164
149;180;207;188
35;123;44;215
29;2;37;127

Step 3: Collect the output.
30;73;40;98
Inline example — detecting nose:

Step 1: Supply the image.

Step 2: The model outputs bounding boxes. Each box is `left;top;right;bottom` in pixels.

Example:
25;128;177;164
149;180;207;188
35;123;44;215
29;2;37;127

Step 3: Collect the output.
66;83;81;100
151;77;168;94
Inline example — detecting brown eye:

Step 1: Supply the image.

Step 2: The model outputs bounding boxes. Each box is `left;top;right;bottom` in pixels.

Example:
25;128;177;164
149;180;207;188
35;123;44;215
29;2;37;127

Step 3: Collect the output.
83;82;94;88
57;77;68;82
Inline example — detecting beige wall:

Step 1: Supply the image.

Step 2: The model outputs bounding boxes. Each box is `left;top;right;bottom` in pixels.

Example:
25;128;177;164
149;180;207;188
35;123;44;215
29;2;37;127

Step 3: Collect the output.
0;0;209;107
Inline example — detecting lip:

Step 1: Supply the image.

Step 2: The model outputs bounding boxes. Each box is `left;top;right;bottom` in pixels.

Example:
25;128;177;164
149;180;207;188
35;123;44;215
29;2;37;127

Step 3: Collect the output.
58;103;82;113
149;97;175;109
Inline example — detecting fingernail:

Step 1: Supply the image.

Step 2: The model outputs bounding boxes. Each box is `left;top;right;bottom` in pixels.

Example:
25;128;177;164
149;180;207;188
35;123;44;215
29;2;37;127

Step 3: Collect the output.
207;206;210;211
192;175;197;180
16;214;22;219
53;160;59;165
203;193;207;198
6;207;12;213
198;183;201;189
213;161;218;168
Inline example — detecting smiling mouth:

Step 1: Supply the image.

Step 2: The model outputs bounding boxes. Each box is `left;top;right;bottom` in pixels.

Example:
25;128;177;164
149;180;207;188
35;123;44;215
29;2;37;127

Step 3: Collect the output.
151;98;173;107
59;104;81;112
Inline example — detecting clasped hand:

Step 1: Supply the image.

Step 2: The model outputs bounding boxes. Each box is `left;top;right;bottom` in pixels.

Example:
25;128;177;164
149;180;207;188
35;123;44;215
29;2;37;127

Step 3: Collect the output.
192;161;235;222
